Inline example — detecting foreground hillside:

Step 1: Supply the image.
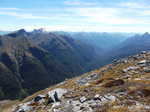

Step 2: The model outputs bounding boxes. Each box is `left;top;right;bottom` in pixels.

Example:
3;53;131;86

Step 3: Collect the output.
10;51;150;112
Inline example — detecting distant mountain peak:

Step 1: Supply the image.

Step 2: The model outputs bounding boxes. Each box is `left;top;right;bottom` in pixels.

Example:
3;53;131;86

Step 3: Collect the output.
144;32;149;34
32;28;46;34
6;29;28;37
17;29;26;34
142;32;150;39
143;32;150;37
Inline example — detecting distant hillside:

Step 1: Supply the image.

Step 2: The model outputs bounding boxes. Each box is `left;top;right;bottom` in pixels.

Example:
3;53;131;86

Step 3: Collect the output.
108;32;150;60
54;32;134;50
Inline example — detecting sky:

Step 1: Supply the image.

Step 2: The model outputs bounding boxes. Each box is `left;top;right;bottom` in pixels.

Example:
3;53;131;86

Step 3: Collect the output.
0;0;150;32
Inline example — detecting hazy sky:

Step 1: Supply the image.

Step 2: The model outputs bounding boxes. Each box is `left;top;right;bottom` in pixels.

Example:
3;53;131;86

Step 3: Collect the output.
0;0;150;32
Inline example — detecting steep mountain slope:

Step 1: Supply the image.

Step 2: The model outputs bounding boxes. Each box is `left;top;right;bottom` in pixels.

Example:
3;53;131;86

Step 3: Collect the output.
27;30;101;71
12;51;150;112
7;29;101;71
0;29;102;100
0;34;70;100
108;32;150;60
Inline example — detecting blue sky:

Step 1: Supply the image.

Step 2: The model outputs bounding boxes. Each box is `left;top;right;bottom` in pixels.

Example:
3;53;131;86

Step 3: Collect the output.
0;0;150;32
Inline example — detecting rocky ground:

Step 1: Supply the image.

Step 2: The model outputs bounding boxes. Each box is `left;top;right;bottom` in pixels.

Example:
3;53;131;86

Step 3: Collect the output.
6;51;150;112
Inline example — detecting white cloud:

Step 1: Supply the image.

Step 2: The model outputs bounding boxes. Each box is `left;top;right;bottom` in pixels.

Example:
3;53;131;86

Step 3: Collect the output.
0;11;50;19
0;7;20;10
119;2;150;9
0;3;149;25
66;7;149;25
1;22;150;33
120;2;141;8
0;1;150;32
64;0;97;6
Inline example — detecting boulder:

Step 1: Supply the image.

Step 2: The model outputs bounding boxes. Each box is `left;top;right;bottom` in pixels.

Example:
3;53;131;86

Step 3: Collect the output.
17;109;25;112
76;73;98;85
16;102;33;112
94;94;101;101
45;95;54;106
104;94;116;101
122;66;139;73
48;88;67;102
143;67;150;73
34;95;44;102
137;60;148;66
80;96;87;103
141;51;147;54
54;91;61;102
94;94;116;103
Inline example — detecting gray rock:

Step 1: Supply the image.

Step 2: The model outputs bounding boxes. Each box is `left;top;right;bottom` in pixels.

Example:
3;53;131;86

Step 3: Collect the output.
48;88;68;102
80;96;87;103
77;73;98;85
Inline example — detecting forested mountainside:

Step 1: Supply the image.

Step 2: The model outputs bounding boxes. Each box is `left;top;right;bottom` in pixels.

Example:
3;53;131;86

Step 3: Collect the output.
0;29;101;100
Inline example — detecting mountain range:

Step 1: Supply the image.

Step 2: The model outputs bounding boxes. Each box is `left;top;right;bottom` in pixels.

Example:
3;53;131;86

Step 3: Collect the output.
53;31;135;51
0;29;150;101
0;29;101;100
